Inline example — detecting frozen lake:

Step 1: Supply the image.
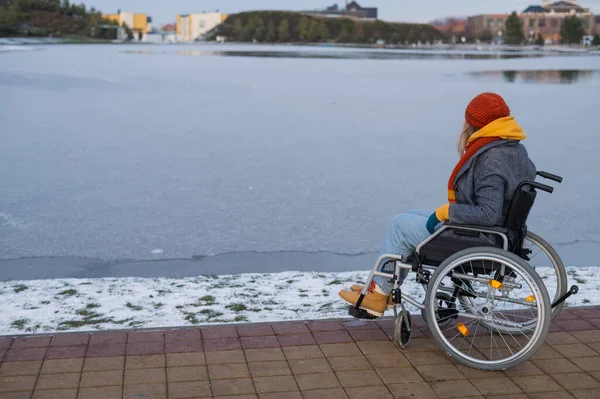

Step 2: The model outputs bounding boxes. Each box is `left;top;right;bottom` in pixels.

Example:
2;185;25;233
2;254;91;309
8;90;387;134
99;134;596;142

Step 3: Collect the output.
1;43;599;276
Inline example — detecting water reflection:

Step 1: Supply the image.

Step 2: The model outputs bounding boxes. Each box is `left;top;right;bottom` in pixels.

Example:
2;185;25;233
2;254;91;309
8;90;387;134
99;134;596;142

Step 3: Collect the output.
471;70;599;84
123;49;546;60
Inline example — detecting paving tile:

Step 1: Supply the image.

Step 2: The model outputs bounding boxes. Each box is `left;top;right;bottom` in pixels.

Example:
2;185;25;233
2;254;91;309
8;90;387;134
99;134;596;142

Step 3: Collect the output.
32;389;77;399
85;344;126;358
258;392;301;399
248;361;291;377
165;329;202;343
0;360;42;376
168;381;212;399
241;336;280;349
552;372;600;390
126;354;165;369
404;350;452;367
400;337;438;352
245;347;286;363
503;361;545;377
455;364;504;379
0;392;33;399
123;383;167;399
328;355;371;371
167;365;209;382
308;321;345;332
528;393;574;399
470;377;523;396
531;345;565;360
78;386;123;399
0;375;37;392
573;309;600;319
570;389;600;399
272;322;310;335
345;386;393;399
282;346;324;362
320;343;361;358
302;388;349;399
484;395;529;399
356;341;398;355
313;331;353;345
366;352;412;368
11;337;51;349
211;378;255;396
205;349;245;364
295;372;341;390
166;340;204;353
587;342;600;353
127;341;165;356
376;367;423;384
50;333;90;347
277;334;317;347
237;324;275;337
124;367;166;385
41;358;84;374
387;382;438;399
545;332;583;345
80;370;123;387
512;374;564;393
555;319;596;331
201;326;238;340
128;331;164;343
208;363;250;380
349;329;389;341
4;348;47;362
35;372;80;390
571;356;600;372
337;370;383;388
430;379;480;398
588;319;600;329
83;356;124;372
167;352;206;367
533;358;582;374
416;364;465;382
88;332;127;346
218;395;257;399
203;337;242;352
45;345;86;360
553;344;599;358
0;337;13;349
288;358;332;374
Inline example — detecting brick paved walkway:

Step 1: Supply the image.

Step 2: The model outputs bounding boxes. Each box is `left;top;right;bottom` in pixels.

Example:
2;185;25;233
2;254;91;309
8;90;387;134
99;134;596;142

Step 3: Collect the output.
1;306;600;399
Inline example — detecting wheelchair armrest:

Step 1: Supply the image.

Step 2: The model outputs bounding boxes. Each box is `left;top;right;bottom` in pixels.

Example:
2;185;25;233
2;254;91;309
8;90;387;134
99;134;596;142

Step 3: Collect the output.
442;224;509;250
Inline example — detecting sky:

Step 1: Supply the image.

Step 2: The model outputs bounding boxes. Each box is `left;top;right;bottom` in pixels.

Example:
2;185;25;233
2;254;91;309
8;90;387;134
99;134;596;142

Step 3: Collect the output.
92;0;600;26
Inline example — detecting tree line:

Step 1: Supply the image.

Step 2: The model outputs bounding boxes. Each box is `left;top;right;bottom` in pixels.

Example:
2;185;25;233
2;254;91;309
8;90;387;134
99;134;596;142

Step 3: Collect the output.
209;11;445;44
0;0;118;38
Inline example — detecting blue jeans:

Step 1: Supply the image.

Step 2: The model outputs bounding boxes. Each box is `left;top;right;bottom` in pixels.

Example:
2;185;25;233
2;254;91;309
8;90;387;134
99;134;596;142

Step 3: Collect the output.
374;209;433;294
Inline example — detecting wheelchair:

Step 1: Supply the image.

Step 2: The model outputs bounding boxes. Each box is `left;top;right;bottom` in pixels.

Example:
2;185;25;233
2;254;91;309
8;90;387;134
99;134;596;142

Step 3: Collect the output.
350;171;578;370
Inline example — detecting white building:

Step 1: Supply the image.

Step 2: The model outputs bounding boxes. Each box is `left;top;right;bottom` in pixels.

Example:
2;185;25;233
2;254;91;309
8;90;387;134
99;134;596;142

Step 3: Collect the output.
176;12;227;42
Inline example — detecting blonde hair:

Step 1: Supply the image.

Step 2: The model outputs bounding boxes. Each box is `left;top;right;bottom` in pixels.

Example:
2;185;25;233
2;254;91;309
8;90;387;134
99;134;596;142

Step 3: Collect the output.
457;121;477;156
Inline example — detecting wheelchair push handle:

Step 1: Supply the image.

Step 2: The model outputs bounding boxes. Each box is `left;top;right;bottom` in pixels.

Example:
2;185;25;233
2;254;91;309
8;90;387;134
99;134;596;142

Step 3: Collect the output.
537;171;563;183
519;180;554;194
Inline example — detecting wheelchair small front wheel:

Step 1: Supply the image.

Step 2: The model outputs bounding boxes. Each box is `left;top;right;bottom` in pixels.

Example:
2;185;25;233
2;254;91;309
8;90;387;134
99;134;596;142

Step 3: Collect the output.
425;246;551;371
394;311;412;349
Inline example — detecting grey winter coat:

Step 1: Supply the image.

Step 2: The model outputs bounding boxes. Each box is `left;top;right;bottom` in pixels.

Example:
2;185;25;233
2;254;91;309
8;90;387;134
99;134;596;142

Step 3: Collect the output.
448;140;537;227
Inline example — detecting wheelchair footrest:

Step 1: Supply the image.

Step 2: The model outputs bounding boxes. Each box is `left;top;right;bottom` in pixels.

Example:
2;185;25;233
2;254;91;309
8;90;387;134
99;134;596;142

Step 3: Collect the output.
348;306;379;320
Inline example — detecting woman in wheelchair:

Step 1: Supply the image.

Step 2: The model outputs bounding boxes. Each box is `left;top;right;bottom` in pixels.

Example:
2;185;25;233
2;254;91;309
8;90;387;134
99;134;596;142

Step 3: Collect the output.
339;92;537;317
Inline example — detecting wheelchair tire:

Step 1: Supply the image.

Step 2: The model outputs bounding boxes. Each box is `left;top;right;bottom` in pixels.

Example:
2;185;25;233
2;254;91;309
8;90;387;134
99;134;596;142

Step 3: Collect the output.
394;311;412;349
421;292;456;328
523;231;567;321
425;246;551;371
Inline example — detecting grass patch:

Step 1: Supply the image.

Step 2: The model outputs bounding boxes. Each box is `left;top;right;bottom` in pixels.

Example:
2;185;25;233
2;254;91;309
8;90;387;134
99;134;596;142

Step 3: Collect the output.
264;307;273;311
299;294;308;297
176;305;184;309
126;302;143;311
154;302;164;309
199;309;224;318
86;303;100;309
128;321;144;327
226;303;248;312
249;308;261;312
583;299;591;304
13;284;28;293
79;282;92;285
76;309;101;318
234;315;248;322
11;318;29;330
327;280;342;285
58;318;114;330
183;312;199;324
59;289;77;296
41;301;51;305
286;280;296;284
299;289;308;293
157;289;172;296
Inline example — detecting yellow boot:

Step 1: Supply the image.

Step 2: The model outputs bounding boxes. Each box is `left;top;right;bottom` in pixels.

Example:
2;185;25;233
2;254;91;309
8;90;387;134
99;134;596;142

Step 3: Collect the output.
350;284;394;308
339;287;388;317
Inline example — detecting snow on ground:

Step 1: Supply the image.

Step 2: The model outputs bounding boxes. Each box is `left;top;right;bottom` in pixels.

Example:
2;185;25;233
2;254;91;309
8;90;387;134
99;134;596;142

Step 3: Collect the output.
1;266;598;335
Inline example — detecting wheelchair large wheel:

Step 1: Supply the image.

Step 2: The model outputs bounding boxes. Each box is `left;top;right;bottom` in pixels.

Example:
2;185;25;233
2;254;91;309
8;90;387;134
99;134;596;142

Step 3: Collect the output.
424;247;551;371
522;231;567;321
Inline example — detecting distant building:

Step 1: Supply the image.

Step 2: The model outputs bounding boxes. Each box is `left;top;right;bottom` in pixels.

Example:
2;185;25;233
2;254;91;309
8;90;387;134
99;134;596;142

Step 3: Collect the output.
176;12;228;42
102;11;149;40
466;1;597;43
305;1;378;20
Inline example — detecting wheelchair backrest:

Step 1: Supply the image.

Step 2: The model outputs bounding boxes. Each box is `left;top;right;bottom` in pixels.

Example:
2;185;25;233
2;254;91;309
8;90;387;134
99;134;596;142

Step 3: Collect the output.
503;182;537;253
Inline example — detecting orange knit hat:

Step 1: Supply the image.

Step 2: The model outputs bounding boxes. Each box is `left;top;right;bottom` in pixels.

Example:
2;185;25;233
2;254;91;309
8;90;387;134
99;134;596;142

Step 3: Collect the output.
465;93;511;129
